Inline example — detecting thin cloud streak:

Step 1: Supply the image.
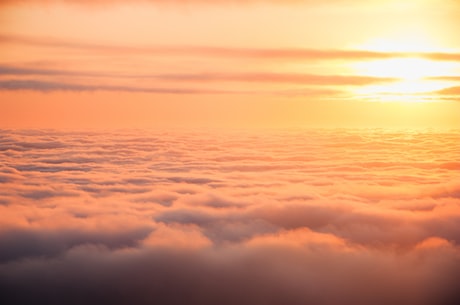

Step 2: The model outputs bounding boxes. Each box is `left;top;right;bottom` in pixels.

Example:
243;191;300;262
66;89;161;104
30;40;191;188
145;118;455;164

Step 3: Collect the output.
427;76;460;82
0;79;239;94
435;86;460;96
0;65;396;85
2;33;460;62
0;0;381;6
0;65;110;78
144;72;396;85
0;79;345;97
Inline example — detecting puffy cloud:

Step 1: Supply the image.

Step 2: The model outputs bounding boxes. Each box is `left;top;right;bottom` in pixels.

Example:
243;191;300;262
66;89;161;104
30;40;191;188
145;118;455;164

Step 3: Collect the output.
0;233;459;305
0;226;152;263
0;128;459;304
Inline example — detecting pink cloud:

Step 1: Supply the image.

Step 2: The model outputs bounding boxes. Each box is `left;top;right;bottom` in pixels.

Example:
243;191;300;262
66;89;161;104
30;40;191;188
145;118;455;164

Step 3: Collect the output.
1;129;459;304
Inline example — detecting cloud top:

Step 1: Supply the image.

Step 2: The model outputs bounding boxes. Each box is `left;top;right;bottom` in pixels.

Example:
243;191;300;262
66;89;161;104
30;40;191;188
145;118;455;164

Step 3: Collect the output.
0;129;459;304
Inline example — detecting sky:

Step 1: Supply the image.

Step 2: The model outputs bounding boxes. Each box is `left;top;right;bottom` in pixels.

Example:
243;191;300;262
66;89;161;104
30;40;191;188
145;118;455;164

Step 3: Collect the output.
1;0;460;128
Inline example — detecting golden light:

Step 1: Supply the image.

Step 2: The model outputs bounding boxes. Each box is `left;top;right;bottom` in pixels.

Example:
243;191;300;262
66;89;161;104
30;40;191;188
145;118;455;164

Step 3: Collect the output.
354;81;447;103
356;35;447;53
351;57;459;102
353;58;456;80
349;31;460;102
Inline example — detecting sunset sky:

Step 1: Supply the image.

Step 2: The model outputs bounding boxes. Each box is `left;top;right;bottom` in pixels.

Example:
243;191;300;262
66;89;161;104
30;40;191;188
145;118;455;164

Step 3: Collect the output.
1;0;460;128
1;2;460;305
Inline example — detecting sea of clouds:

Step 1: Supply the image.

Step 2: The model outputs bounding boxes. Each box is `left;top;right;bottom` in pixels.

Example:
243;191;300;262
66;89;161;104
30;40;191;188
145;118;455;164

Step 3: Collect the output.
0;128;459;305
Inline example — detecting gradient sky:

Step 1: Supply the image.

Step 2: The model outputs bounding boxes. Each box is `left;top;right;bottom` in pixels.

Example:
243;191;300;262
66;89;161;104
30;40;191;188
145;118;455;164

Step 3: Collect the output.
1;0;460;128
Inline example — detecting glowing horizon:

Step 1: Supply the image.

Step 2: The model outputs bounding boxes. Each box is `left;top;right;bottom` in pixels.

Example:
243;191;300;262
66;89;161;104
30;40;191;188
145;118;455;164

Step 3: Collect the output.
1;0;460;128
1;2;460;305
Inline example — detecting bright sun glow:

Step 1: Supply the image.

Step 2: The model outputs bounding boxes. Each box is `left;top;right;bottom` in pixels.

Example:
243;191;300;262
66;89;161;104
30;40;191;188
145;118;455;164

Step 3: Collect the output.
354;58;456;80
351;57;458;102
358;38;438;53
354;80;451;102
349;33;460;102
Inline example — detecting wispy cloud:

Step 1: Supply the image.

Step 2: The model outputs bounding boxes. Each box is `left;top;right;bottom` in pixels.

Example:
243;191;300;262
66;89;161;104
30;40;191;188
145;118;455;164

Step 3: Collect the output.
0;65;109;78
0;0;381;7
434;86;460;99
136;72;396;85
0;79;238;94
426;76;460;82
0;65;396;85
0;79;346;97
2;33;460;62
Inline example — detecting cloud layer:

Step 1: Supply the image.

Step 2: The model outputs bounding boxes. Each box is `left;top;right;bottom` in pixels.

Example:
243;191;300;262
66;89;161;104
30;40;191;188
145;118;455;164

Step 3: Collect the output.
0;128;459;304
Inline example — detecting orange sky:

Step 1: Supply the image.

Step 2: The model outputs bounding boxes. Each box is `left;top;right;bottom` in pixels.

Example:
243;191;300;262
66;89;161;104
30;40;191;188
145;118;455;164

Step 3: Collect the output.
1;2;460;302
1;0;460;128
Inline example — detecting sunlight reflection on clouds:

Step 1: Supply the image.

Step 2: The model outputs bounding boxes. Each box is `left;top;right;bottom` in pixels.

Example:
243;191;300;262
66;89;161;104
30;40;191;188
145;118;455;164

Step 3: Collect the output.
0;128;459;305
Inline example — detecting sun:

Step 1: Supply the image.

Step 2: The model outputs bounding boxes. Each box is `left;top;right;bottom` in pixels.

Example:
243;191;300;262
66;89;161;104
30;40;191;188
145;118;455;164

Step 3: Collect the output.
350;38;459;102
353;58;454;80
352;57;457;102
